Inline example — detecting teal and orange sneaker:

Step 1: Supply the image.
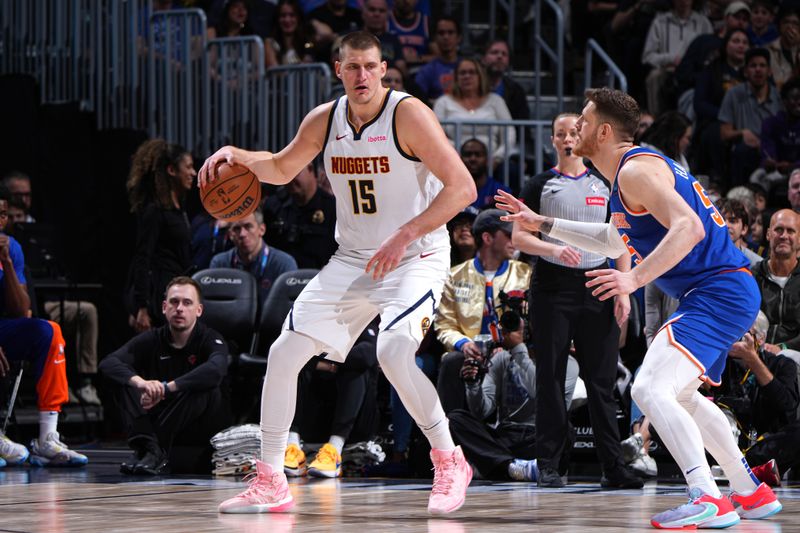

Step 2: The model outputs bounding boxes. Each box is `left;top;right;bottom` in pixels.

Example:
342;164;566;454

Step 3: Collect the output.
308;443;342;478
731;482;782;520
651;488;740;529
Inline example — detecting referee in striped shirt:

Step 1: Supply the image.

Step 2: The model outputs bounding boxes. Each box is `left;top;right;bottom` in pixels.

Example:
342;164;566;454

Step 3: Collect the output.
516;113;642;489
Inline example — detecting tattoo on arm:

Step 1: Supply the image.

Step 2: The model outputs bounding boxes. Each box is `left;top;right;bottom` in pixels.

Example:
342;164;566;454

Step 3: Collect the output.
540;218;554;235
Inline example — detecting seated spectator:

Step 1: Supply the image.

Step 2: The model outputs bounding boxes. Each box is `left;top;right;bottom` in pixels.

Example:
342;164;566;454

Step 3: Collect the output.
283;318;379;478
748;0;779;48
641;0;712;116
790;169;800;213
675;1;750;104
414;16;460;103
718;198;764;267
435;209;531;414
719;48;782;187
262;162;338;269
210;208;297;302
753;209;800;353
766;7;800;90
434;59;516;168
481;40;530;121
207;0;257;39
691;28;748;178
719;311;799;483
447;207;478;266
459;139;510;210
634;110;655;144
265;0;316;68
751;77;800;194
361;0;406;74
207;0;275;38
0;187;87;467
387;0;432;65
640;110;693;171
2;171;35;222
309;0;362;63
99;276;230;475
447;312;576;482
190;212;231;271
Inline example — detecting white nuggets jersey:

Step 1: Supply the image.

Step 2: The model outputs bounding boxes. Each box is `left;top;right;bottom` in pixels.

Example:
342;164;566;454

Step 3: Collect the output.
323;89;449;260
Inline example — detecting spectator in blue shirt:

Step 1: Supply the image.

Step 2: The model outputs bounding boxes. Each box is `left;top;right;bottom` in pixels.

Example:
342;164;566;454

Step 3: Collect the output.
461;139;510;210
414;16;460;103
210;207;297;302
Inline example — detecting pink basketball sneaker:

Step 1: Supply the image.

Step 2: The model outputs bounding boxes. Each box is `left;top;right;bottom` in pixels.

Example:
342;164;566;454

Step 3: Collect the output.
730;482;782;520
218;460;295;514
428;446;472;515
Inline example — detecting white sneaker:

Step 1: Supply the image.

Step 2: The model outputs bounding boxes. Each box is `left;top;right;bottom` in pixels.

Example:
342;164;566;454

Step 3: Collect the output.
620;433;644;464
75;384;102;405
630;453;657;477
0;432;29;465
29;432;88;467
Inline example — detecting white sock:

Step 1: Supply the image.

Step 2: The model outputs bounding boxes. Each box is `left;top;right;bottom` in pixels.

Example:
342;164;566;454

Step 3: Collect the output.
328;435;345;455
39;411;58;443
377;330;455;451
287;432;301;448
720;458;760;495
685;465;722;498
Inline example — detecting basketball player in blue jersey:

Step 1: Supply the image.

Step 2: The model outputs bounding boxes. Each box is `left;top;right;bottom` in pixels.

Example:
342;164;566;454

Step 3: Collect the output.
199;31;476;515
495;87;782;529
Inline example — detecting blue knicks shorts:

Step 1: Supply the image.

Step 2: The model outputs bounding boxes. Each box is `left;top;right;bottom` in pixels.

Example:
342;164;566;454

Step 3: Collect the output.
658;269;760;386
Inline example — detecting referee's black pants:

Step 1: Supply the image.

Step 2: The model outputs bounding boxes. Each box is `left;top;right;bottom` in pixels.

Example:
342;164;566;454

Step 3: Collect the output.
531;259;624;473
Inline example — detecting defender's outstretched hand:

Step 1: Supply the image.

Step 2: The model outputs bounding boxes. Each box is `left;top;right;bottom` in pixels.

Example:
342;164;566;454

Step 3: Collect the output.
494;190;546;233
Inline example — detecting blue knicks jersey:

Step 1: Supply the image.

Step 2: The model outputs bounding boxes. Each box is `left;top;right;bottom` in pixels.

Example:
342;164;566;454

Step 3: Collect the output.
610;147;748;299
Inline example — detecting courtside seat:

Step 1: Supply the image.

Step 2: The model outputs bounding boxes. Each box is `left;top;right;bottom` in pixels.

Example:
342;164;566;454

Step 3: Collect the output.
192;268;258;356
239;268;320;369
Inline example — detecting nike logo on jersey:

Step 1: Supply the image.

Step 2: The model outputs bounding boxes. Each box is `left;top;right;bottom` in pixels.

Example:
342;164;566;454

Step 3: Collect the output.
419;251;435;259
336;134;348;140
53;358;65;364
160;355;171;360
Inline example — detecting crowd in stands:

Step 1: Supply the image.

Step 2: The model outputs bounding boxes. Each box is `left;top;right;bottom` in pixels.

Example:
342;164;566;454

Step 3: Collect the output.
1;0;800;490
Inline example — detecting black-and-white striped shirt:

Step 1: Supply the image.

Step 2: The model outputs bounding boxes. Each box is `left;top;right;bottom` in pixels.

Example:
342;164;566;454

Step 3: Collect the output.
521;166;611;269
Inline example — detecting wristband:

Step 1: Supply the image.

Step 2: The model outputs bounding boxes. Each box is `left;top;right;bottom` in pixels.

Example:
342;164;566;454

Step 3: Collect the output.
161;381;170;397
780;343;788;351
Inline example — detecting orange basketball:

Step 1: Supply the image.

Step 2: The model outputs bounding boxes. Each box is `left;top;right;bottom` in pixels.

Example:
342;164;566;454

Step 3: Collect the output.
201;162;261;222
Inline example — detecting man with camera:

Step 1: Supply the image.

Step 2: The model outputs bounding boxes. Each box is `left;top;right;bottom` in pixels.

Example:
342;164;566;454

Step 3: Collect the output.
719;310;799;484
446;305;579;481
434;209;531;414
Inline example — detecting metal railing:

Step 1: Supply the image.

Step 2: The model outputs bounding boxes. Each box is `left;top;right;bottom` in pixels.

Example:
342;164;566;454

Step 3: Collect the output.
532;0;564;121
0;0;151;129
440;118;553;192
584;38;628;93
445;0;517;52
204;36;266;156
147;8;206;154
265;63;332;152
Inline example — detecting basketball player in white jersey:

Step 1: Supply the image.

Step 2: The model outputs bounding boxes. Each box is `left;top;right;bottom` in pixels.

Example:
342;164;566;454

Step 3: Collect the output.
200;31;476;515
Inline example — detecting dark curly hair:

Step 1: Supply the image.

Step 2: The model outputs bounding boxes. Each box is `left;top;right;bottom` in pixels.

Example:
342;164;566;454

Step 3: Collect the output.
126;139;190;213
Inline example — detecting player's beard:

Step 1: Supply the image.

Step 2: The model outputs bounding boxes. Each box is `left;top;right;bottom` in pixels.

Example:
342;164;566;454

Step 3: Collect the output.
573;131;598;158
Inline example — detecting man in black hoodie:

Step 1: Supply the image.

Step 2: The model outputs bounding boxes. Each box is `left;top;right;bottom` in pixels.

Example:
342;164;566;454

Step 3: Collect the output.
753;209;800;353
100;276;230;475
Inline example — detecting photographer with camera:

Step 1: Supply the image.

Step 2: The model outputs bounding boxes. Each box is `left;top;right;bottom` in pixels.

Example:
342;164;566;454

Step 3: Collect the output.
435;209;531;414
447;302;580;482
717;311;799;485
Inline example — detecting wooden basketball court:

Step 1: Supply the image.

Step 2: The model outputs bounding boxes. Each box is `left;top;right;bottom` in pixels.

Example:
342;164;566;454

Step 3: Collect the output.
1;460;796;532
